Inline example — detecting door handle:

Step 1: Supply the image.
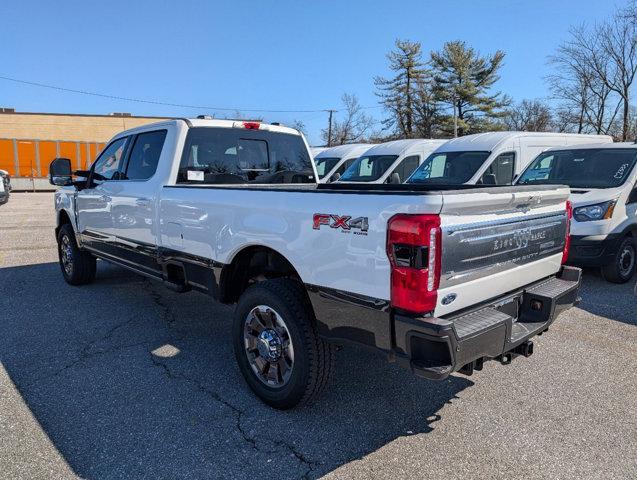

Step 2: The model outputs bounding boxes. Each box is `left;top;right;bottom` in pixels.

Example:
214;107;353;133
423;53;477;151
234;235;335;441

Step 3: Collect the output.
99;195;111;202
136;197;151;207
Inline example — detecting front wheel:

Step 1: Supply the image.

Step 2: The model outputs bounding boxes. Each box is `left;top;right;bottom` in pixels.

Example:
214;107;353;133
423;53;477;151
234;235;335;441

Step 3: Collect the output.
601;236;636;284
233;278;335;409
57;224;97;285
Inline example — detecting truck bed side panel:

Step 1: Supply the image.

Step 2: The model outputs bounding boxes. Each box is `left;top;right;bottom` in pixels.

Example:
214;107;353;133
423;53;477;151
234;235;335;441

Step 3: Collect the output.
158;186;444;302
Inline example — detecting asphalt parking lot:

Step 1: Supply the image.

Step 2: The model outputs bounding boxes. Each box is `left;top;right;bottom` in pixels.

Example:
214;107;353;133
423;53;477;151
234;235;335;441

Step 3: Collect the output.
0;192;636;479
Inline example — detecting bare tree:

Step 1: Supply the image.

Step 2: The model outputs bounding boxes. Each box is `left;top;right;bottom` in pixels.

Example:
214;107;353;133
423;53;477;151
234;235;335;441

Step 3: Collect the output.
598;6;637;140
550;7;637;140
289;119;307;137
503;99;554;131
321;93;375;146
548;23;623;135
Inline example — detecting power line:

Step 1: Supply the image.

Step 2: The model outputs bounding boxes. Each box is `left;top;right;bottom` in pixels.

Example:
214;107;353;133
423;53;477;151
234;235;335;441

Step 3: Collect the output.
0;75;334;114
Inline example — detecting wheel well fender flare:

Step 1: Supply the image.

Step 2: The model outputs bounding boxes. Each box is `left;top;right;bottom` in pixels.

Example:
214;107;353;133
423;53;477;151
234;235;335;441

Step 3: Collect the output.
219;245;303;304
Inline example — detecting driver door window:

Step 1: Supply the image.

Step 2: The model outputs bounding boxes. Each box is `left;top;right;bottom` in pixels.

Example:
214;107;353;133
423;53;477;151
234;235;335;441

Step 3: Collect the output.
389;155;420;183
91;137;129;183
481;152;515;185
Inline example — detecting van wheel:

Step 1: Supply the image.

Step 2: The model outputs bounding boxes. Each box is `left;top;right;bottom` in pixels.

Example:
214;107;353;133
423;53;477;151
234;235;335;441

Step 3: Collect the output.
601;236;636;284
57;224;97;285
233;278;335;409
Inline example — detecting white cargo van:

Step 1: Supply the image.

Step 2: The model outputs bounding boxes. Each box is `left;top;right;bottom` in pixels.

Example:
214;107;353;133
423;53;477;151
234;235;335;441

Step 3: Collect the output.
310;146;328;157
338;139;447;184
406;132;612;186
517;142;637;283
313;143;374;183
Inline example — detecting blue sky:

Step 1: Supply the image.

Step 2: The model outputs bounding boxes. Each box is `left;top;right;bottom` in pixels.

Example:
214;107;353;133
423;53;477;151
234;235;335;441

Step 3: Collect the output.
0;0;624;144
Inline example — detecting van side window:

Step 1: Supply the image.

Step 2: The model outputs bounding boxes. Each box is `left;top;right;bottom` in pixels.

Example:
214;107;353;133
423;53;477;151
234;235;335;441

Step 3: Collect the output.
389;155;420;183
124;130;167;180
481;152;515;185
91;137;129;182
336;158;356;176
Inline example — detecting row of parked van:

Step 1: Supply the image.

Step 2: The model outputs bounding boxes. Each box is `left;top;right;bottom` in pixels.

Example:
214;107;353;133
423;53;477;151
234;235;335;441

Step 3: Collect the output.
311;131;637;283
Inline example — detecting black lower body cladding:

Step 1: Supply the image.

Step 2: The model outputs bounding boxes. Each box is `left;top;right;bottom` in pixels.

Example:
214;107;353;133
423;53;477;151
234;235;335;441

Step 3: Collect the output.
392;266;581;380
567;234;622;267
308;266;581;380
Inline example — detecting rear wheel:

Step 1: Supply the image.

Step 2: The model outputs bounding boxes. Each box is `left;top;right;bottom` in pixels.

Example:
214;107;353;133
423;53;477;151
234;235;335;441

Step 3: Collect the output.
601;236;636;284
57;224;97;285
233;278;335;409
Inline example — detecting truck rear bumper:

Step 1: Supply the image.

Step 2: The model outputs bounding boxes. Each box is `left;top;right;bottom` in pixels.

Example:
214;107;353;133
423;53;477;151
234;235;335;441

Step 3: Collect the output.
392;266;581;380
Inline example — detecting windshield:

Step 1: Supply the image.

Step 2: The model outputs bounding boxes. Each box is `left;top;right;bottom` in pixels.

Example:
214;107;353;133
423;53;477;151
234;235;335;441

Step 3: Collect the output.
518;148;637;189
407;151;491;184
339;155;399;182
314;157;340;179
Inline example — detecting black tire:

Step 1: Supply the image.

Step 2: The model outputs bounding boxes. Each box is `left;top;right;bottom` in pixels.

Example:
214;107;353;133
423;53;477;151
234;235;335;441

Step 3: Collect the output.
57;223;97;285
601;236;636;284
233;278;335;409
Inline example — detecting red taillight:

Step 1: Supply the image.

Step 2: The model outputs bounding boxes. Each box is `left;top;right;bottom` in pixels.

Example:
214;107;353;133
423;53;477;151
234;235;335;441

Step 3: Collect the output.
243;121;261;130
386;214;441;314
562;200;572;264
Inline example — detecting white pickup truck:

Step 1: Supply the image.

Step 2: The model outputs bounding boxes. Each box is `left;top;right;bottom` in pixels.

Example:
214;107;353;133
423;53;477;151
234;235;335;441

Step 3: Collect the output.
49;118;581;409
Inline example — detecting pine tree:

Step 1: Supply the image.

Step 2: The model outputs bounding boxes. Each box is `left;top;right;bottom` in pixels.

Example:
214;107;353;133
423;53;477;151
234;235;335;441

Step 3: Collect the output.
374;39;432;138
431;41;509;136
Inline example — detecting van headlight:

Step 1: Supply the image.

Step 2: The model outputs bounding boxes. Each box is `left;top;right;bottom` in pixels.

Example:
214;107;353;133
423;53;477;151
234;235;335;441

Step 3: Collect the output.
573;201;616;222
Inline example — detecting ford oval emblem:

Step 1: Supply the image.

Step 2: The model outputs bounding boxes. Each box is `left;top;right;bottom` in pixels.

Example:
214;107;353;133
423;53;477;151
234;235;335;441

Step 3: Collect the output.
441;293;457;305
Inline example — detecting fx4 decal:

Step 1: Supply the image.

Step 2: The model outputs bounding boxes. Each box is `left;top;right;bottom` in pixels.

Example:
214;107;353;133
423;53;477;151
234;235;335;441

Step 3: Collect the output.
313;214;369;235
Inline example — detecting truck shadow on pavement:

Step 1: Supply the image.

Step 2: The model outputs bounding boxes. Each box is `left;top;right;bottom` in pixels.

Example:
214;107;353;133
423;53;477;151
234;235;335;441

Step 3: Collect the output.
575;268;637;327
2;261;473;480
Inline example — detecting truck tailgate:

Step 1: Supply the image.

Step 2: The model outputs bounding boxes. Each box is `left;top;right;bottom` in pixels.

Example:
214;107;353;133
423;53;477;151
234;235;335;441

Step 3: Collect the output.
435;186;570;317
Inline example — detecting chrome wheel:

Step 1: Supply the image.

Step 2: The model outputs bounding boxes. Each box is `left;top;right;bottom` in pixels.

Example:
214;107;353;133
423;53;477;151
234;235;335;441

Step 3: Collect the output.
619;244;635;277
243;305;294;388
60;234;74;276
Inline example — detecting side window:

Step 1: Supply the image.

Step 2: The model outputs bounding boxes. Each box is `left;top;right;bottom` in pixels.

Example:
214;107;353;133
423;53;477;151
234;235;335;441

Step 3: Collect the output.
390;155;419;182
481;152;515;185
429;155;446;178
336;158;355;176
124;130;167;180
91;137;129;182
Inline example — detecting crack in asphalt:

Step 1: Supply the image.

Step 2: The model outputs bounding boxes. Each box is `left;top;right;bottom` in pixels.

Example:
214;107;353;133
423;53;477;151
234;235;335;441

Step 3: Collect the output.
142;279;178;324
26;316;146;385
149;354;320;479
141;276;319;477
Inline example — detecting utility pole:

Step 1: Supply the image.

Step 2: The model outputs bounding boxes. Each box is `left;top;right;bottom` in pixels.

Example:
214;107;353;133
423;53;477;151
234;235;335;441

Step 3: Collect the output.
325;109;337;147
453;97;458;138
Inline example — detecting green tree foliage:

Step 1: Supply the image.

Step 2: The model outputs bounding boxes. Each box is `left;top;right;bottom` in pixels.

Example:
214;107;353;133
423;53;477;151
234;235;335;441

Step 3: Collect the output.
374;39;432;138
430;41;510;136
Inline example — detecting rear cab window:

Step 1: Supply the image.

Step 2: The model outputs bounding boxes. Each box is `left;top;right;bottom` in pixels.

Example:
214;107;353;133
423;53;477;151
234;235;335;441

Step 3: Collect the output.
177;127;314;184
